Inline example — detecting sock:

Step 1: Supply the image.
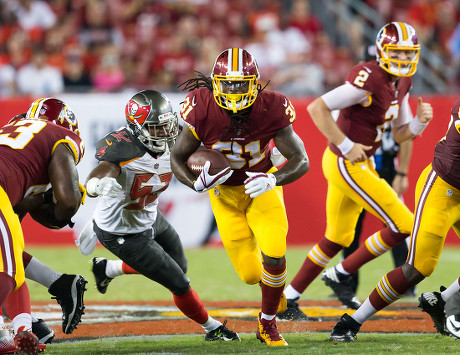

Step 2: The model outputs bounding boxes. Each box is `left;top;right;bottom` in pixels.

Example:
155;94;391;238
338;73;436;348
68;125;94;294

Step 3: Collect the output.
290;237;342;294
260;259;286;316
12;313;32;335
441;277;460;301
283;284;301;300
342;228;408;274
368;266;411;310
0;273;15;306
336;263;349;275
31;314;38;322
121;262;138;275
173;288;209;325
351;298;377;324
3;282;30;320
200;316;222;332
105;260;124;278
22;251;33;268
260;313;276;321
24;257;61;288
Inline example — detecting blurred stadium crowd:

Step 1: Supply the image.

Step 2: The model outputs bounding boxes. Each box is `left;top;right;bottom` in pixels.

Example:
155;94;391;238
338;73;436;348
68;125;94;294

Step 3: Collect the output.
1;0;459;98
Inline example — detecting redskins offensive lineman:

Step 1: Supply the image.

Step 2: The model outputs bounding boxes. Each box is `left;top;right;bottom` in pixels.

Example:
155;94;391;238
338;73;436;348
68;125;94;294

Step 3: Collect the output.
171;48;310;346
82;90;240;342
0;98;85;353
277;21;433;320
331;96;460;341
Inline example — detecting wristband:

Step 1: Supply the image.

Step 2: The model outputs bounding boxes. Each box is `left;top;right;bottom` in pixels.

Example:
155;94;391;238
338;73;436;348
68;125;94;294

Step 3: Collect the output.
86;177;100;197
408;116;428;136
395;171;407;177
337;137;354;155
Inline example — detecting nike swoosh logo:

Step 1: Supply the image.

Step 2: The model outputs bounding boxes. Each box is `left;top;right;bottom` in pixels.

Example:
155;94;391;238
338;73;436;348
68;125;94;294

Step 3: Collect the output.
106;139;112;146
192;96;197;106
283;98;288;107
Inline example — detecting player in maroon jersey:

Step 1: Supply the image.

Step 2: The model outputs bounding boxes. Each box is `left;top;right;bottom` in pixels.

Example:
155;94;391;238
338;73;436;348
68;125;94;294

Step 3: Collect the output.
0;98;85;353
171;48;310;346
276;21;434;320
330;95;460;341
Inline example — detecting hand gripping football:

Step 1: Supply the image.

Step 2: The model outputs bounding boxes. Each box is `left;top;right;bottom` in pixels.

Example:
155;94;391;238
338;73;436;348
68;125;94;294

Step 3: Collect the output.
187;148;231;176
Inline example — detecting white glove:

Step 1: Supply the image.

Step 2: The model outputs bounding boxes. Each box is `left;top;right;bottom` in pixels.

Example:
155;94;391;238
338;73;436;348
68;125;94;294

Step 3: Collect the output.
193;161;233;192
270;146;287;167
86;177;122;198
76;218;97;256
244;172;277;198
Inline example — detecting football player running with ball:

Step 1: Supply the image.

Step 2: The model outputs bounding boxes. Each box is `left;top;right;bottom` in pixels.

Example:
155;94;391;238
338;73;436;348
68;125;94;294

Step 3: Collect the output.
171;48;310;346
277;21;433;319
83;90;240;342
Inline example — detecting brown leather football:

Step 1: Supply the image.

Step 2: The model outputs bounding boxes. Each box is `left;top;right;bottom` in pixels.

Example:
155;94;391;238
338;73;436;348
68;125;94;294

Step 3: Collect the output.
187;148;231;176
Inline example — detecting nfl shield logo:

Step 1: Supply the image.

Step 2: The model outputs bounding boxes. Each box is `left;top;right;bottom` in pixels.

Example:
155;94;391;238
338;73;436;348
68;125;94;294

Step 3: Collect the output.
154;163;159;169
214;189;220;196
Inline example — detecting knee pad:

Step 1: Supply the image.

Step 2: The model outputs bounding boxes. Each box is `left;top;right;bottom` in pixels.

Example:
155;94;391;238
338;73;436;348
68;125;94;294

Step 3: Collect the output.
238;253;262;285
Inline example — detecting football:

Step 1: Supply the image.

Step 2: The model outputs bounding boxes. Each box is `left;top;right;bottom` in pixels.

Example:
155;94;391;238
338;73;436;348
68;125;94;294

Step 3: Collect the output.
187;147;231;176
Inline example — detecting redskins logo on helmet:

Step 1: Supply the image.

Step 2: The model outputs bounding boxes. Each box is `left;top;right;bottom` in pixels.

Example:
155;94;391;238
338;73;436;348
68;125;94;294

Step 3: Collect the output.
26;98;80;136
375;22;420;77
211;48;260;113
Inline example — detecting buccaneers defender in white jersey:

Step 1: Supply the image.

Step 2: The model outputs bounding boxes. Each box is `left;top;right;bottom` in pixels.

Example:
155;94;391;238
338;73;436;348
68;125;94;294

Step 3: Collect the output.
82;90;240;342
171;48;310;346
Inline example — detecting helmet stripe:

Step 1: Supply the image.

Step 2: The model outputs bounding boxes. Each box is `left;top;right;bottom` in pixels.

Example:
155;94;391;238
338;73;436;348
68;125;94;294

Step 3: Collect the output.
232;47;238;72
28;98;47;118
396;21;408;41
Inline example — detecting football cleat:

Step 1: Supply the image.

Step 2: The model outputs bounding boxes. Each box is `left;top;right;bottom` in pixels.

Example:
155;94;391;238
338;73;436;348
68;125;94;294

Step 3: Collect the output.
277;299;322;321
446;314;460;339
32;319;54;344
0;325;15;354
48;274;87;334
330;313;361;342
14;327;44;355
204;320;240;341
91;257;113;294
322;267;361;309
256;312;288;346
418;287;448;335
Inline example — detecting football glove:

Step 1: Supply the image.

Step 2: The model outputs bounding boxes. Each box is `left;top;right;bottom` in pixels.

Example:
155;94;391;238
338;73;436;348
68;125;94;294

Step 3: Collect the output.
86;177;122;198
244;172;277;198
193;161;233;192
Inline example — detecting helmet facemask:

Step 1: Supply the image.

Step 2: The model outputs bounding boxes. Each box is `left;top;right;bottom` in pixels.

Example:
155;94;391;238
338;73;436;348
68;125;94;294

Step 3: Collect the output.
132;111;179;153
211;48;260;113
377;44;420;77
125;90;179;153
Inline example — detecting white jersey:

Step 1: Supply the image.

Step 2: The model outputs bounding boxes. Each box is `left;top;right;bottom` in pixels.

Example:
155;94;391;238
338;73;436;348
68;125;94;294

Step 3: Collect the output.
92;127;173;235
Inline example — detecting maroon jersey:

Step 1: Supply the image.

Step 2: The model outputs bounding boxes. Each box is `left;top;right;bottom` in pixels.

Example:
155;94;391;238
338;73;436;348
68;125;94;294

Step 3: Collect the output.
0;119;84;207
181;88;295;185
329;61;412;157
432;97;460;190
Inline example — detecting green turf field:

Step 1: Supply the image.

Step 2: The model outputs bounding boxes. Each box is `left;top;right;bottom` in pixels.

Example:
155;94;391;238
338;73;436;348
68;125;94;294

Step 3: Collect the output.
27;244;460;303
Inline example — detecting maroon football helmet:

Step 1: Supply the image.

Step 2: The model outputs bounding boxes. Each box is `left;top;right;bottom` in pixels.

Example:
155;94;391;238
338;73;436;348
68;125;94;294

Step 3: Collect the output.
375;22;420;77
26;98;80;136
211;48;260;113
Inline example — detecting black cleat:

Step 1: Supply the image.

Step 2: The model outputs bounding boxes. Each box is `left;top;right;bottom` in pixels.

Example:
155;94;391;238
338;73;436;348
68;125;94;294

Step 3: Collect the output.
205;320;240;341
277;299;322;321
32;319;54;344
330;313;361;342
48;274;87;335
418;286;448;335
322;267;361;309
91;257;113;294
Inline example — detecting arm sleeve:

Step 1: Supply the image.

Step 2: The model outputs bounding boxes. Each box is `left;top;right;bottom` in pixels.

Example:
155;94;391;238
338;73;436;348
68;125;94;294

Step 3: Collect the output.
391;93;412;128
321;83;370;111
